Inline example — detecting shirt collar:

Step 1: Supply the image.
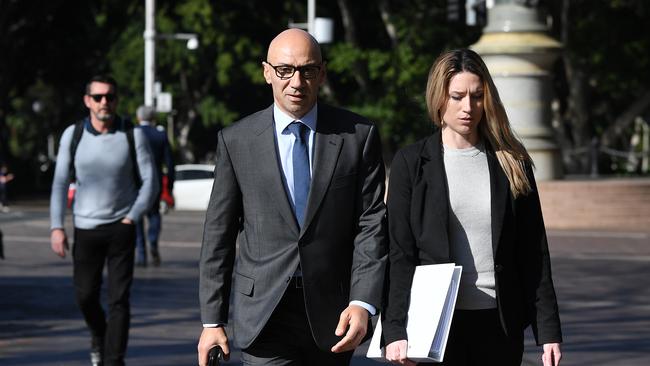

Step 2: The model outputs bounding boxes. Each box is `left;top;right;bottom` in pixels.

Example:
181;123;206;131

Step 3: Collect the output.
273;103;318;135
85;116;122;136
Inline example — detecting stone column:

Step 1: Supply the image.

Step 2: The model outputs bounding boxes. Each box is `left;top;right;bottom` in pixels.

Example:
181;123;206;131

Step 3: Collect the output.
471;0;562;180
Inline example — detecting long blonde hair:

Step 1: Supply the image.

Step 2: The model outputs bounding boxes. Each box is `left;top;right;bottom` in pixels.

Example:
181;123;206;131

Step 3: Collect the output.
426;48;533;198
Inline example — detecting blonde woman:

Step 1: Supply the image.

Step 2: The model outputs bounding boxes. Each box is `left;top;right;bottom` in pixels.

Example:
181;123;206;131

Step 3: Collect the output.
382;49;562;366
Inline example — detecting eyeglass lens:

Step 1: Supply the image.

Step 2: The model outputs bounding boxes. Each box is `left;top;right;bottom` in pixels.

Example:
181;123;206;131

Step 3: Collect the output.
272;65;320;79
90;94;116;102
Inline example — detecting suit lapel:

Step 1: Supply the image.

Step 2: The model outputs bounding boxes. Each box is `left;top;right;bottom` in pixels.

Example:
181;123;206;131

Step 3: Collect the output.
301;107;343;237
487;146;509;256
420;132;451;260
253;106;301;236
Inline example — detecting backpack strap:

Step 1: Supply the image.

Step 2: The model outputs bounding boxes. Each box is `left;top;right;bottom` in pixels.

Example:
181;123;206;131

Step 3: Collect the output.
68;118;142;188
68;120;86;183
124;121;143;188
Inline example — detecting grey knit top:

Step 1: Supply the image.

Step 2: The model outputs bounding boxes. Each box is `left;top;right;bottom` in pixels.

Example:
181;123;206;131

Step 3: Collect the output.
50;119;158;230
444;142;496;310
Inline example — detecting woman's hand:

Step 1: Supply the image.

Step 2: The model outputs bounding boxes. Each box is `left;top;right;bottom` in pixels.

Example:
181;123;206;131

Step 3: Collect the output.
385;340;416;366
542;343;562;366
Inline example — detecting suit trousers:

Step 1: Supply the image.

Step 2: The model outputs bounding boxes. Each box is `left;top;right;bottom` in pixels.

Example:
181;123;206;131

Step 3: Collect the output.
241;279;354;366
73;221;136;366
421;309;523;366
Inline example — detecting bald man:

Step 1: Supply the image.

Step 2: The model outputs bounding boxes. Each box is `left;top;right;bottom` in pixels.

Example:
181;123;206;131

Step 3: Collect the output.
197;29;387;365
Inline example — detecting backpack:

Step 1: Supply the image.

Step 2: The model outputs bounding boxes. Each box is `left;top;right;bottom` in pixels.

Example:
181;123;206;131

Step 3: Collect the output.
68;118;142;187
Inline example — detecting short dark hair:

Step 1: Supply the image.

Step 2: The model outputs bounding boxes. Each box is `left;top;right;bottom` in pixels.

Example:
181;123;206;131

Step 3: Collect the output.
86;75;118;95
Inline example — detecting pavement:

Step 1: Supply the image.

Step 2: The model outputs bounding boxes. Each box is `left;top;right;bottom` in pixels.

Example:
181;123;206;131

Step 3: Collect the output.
1;200;649;365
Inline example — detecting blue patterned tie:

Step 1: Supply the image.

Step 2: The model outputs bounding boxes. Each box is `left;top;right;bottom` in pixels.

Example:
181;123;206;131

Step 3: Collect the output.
287;122;311;227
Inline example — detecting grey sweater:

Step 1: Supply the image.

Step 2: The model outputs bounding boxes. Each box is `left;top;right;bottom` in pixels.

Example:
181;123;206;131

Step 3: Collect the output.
444;143;496;310
50;119;158;230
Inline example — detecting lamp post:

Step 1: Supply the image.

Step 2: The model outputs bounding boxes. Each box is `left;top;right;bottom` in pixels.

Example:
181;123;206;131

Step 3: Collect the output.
288;0;334;44
144;0;198;108
144;0;156;107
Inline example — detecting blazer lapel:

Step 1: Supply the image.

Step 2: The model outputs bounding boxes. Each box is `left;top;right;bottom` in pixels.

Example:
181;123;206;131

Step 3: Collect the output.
301;125;342;237
487;147;509;256
253;106;300;236
419;132;451;261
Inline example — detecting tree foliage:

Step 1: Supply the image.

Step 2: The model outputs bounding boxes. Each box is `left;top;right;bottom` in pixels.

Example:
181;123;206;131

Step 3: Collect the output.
544;0;650;174
0;0;648;194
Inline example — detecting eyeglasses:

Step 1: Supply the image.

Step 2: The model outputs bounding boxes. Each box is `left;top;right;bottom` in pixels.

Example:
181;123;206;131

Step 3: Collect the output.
263;61;322;80
88;93;116;103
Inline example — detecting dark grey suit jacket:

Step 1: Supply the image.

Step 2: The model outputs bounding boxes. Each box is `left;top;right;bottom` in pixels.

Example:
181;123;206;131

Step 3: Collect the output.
199;103;388;350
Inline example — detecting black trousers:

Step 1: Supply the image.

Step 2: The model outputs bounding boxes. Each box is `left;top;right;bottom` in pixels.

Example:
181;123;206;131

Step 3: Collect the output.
73;221;136;366
241;280;354;366
421;309;523;366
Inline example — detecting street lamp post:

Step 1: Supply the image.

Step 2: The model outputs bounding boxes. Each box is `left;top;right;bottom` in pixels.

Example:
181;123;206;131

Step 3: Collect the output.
288;0;334;44
144;0;156;107
143;0;198;109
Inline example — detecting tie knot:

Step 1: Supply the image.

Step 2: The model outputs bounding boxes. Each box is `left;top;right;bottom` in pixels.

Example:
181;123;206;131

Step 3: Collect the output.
287;121;308;142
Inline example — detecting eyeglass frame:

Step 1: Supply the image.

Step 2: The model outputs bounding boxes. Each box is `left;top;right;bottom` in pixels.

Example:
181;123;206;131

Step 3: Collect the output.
262;61;324;80
87;93;117;103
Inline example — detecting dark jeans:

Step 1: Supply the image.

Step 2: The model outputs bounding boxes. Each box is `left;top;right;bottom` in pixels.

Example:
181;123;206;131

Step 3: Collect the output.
135;205;161;262
73;221;136;366
421;308;523;366
241;282;354;365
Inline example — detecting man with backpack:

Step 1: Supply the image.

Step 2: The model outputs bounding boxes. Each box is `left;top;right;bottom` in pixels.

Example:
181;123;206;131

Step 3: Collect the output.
49;75;158;366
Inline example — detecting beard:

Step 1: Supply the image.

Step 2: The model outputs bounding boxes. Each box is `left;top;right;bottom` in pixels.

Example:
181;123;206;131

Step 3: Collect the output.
94;110;114;122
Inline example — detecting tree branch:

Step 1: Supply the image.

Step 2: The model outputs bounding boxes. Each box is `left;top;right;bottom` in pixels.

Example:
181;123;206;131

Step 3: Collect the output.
335;0;369;92
378;0;398;48
601;90;650;146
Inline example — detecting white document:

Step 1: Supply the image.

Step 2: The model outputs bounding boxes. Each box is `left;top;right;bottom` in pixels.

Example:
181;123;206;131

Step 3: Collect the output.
367;263;462;363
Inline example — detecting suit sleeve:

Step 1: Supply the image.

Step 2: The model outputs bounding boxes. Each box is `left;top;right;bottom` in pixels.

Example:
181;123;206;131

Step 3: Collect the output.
349;124;388;311
382;150;419;344
516;165;562;345
199;130;242;324
126;128;159;222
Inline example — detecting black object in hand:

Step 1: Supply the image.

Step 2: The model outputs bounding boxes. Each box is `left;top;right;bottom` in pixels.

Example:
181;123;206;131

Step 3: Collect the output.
208;346;222;366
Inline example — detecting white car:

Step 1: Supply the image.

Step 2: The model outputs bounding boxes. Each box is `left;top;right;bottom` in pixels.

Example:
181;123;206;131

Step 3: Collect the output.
172;164;215;211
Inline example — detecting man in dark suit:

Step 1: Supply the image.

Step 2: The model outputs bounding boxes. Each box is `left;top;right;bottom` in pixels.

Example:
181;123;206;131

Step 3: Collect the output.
197;29;387;365
134;105;174;267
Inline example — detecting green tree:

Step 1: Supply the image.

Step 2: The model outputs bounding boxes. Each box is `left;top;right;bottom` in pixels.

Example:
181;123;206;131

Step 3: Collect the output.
546;0;650;174
0;0;139;192
2;0;648;196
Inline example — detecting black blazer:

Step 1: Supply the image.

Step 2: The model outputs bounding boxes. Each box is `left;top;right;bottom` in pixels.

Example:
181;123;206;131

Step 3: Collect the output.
382;131;562;346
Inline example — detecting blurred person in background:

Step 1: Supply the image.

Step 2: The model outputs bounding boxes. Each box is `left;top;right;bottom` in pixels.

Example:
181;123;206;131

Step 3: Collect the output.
134;105;174;267
0;163;15;212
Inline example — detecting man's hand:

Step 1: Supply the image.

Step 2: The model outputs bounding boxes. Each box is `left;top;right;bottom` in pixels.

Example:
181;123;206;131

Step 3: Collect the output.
385;340;416;366
542;343;562;366
50;229;69;258
197;327;230;366
331;304;369;353
121;217;133;225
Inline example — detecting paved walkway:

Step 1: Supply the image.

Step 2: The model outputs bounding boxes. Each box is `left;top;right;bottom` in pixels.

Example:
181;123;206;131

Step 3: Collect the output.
1;201;649;365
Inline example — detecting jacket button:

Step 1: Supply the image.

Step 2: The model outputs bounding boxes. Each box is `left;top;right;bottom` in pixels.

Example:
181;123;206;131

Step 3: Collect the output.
494;264;504;273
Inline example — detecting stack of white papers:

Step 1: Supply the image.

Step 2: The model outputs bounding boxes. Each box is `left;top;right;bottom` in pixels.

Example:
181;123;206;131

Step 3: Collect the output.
367;263;462;363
